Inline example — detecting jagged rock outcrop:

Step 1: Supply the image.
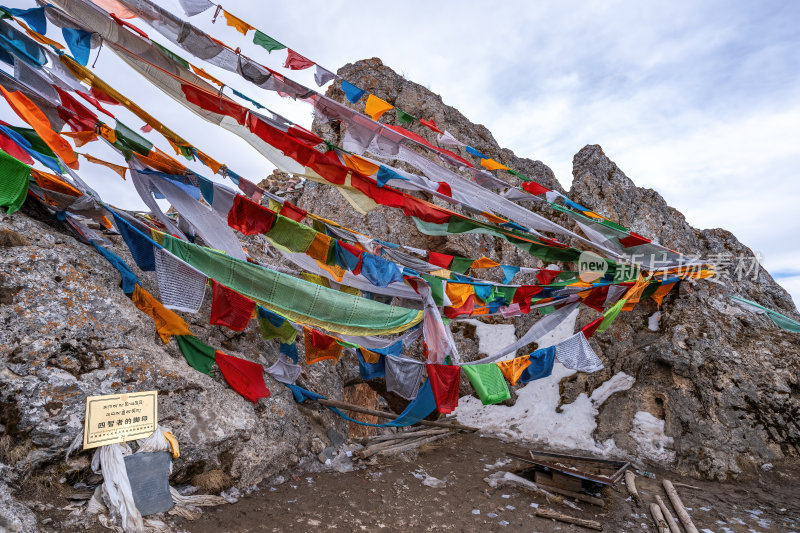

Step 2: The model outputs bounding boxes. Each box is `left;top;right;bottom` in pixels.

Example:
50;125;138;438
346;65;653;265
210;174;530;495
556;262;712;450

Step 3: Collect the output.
301;58;800;480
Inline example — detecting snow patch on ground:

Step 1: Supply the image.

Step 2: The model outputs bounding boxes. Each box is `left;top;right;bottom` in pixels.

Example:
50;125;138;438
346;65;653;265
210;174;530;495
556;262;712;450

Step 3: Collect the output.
463;319;518;356
454;317;634;454
629;411;675;463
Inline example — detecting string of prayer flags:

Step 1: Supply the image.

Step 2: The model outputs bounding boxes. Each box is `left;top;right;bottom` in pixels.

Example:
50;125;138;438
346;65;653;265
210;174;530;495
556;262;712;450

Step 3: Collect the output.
364;94;393;121
284;49;314;70
222;9;254;35
427;363;461;413
462;363;510;405
215;350;270;403
0;85;78;169
210;279;256;331
253;30;286;53
304;327;343;364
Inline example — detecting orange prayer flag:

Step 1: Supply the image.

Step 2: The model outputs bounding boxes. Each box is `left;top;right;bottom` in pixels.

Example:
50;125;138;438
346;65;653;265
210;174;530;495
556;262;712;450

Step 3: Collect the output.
445;282;474;309
364;94;393;121
80;153;127;180
97;124;117;144
305;233;332;262
131;285;191;343
480;211;508;224
62;130;99;147
191;64;224;87
0;86;78;169
480;158;509;171
223;9;254;35
303;326;343;364
343;154;380;177
31;169;81;197
196;150;222;174
314;259;345;283
651;282;677;307
136;148;187;175
496;356;531;386
470;256;500;269
19;23;64;49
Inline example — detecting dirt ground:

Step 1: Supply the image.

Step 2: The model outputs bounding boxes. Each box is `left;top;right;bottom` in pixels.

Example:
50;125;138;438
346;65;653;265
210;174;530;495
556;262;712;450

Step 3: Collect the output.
170;433;800;533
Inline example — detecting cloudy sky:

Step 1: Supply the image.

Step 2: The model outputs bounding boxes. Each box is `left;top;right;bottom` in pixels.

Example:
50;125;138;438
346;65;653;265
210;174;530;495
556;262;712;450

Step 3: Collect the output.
3;0;799;306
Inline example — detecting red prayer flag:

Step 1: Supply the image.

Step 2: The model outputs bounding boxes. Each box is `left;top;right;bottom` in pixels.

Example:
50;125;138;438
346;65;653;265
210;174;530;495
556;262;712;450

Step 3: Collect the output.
521;181;551;195
228;194;275;235
210;280;256;331
427;252;453;269
512;285;543;314
582;285;609;312
215;351;270;403
581;317;604;339
535;269;561;285
90;86;119;105
419;117;442;133
444;294;475;319
436;181;452;197
279;201;307;222
181;83;248;126
427;364;461;414
618;231;651;248
284;49;315;70
74;91;115;118
0;132;33;164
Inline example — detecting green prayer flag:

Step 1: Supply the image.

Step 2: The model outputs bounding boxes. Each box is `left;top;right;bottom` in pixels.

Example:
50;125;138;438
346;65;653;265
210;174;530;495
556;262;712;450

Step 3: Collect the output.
598;298;626;332
396;109;415;124
266;214;317;252
258;316;298;344
731;296;800;333
600;219;629;233
163;235;423;336
462;364;510;405
0;149;31;214
114;121;153;157
421;273;444;306
449;257;473;275
175;335;217;376
253;31;286;53
507;169;531;182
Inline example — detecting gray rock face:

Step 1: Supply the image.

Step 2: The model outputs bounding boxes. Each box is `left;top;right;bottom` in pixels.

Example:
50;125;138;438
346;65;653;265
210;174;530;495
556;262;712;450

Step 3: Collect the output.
303;58;800;480
0;202;352;524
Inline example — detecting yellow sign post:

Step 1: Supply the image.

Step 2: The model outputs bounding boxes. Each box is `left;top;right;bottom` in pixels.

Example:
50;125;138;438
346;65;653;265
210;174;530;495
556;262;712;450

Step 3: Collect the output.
83;391;158;450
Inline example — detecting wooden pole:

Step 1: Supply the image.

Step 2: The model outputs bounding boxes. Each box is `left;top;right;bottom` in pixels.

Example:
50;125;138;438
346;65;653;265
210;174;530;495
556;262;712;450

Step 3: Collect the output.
655;495;681;533
649;503;670;533
663;480;698;533
378;433;451;456
315;398;477;431
535;508;603;531
360;428;450;444
538;484;604;507
624;471;641;506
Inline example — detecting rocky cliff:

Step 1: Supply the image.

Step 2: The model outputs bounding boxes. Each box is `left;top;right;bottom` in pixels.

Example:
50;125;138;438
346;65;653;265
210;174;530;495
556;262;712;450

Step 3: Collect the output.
302;57;800;480
1;55;799;531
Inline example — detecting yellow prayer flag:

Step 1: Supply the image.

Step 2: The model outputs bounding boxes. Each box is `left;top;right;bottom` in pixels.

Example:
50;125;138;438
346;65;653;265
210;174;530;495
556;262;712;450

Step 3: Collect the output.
364;94;393;121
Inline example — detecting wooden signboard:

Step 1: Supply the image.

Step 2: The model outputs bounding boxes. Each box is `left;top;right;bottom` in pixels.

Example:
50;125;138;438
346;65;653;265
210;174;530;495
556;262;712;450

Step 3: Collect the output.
83;391;158;449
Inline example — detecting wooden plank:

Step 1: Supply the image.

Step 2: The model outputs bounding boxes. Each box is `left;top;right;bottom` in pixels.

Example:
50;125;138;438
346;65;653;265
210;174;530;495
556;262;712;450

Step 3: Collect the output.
535;508;603;531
